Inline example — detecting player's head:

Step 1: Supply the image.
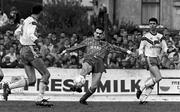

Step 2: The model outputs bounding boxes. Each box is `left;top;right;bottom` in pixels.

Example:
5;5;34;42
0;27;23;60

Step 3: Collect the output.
149;17;158;30
94;27;104;40
32;4;43;15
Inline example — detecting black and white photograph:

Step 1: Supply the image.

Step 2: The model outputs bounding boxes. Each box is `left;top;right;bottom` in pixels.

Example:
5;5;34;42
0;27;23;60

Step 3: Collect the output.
0;0;180;112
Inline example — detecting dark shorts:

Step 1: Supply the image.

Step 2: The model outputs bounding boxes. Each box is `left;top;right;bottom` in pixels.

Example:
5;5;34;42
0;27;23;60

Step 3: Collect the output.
83;56;106;73
145;57;161;70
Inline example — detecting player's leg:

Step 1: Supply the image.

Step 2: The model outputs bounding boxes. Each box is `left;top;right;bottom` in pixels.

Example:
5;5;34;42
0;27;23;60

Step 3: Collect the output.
139;86;153;104
31;58;52;106
139;65;161;104
3;65;34;101
80;72;102;105
9;65;35;89
70;62;92;92
136;76;152;99
145;57;162;87
148;66;162;84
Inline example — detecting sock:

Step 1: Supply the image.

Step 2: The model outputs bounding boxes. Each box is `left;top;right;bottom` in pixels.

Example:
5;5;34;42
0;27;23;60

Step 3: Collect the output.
9;78;29;89
140;86;153;102
140;77;155;92
140;77;151;92
80;87;96;101
36;81;46;101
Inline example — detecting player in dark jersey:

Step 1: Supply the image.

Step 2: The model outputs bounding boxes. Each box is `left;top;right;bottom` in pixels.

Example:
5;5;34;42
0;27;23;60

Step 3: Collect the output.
63;27;134;105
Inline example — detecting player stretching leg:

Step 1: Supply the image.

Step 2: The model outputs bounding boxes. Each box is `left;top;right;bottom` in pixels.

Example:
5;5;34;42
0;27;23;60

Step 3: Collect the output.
2;5;53;107
63;27;134;105
136;17;169;104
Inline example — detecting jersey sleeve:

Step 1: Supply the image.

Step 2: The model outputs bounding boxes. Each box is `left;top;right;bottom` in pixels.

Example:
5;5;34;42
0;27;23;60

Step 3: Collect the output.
108;43;130;54
66;38;89;52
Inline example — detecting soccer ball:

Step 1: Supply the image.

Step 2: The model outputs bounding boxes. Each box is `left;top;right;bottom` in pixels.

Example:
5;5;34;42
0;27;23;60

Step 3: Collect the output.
73;75;85;87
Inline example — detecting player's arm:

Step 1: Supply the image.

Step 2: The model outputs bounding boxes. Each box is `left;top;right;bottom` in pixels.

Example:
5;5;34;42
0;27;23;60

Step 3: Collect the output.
109;43;133;55
66;44;86;52
63;38;88;54
138;37;146;61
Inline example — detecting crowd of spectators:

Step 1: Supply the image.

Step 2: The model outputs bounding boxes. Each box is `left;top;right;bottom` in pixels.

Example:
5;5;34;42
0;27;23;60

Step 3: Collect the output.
0;6;180;69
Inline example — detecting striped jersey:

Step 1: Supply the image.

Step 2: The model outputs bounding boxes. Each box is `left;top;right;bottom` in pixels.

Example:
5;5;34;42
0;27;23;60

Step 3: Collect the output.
66;37;129;59
139;32;168;57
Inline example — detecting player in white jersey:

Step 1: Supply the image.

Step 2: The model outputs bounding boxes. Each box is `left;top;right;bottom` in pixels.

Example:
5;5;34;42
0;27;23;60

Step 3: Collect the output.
2;5;53;107
136;18;169;104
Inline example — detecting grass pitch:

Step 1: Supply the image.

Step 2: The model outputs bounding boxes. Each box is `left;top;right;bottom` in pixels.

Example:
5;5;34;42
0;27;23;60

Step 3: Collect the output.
0;101;179;112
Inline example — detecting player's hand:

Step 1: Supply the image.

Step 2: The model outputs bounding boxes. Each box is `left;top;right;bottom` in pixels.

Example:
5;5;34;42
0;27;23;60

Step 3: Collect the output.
127;50;136;57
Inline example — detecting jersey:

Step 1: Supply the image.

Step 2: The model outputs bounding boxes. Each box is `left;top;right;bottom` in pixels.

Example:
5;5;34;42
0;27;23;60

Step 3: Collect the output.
15;16;38;45
139;32;168;57
67;37;129;60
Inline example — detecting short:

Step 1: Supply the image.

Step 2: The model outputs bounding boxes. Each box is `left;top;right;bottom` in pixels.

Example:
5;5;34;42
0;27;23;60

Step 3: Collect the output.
145;56;161;70
83;56;106;74
20;46;40;65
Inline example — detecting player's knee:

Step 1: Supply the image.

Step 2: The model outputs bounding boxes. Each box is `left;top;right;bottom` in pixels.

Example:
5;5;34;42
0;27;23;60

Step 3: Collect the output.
82;62;92;74
155;76;162;83
28;78;36;86
46;72;50;79
42;71;50;79
42;80;49;85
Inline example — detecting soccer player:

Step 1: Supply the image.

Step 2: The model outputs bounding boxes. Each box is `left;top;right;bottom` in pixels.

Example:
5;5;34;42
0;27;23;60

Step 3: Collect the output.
63;27;134;105
3;5;53;106
136;17;169;104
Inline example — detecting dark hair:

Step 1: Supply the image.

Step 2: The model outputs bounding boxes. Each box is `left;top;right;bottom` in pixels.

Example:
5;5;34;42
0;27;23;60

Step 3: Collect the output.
149;17;158;24
32;5;43;14
96;26;104;31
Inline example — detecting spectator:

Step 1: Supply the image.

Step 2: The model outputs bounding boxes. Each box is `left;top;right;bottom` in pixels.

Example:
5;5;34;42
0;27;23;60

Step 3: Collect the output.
70;33;78;46
58;32;67;46
172;52;180;69
9;6;20;24
0;9;8;27
167;41;177;60
50;32;59;45
68;55;79;68
1;47;17;68
3;47;17;63
40;38;53;59
0;44;6;59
